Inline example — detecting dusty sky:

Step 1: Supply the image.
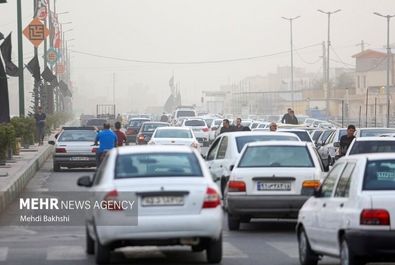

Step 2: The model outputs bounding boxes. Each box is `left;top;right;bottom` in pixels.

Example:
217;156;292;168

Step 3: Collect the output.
1;0;395;114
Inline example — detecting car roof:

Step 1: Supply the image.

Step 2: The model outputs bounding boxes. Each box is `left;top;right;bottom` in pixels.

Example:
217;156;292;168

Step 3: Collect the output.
130;118;150;121
116;145;195;155
154;127;191;131
354;136;395;141
278;129;309;132
358;127;395;130
62;126;96;130
340;153;395;161
247;141;308;147
142;122;169;125
220;131;301;139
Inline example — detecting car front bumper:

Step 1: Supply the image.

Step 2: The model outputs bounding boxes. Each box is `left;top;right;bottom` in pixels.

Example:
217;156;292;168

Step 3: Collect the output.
226;194;309;219
346;230;395;259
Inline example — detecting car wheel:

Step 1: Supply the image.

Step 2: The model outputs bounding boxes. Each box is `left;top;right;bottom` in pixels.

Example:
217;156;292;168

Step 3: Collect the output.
86;227;94;255
206;234;222;264
298;228;319;265
340;237;364;265
53;162;61;172
227;214;240;231
95;240;111;264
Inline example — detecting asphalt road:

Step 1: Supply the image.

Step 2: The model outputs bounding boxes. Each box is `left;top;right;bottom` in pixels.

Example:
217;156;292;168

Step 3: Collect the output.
0;158;369;265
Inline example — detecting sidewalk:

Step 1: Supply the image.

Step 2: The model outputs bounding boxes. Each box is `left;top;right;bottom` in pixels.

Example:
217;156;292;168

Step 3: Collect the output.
0;143;53;213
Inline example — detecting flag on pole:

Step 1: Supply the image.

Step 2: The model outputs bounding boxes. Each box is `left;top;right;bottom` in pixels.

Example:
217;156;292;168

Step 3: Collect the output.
26;54;41;81
0;54;10;123
41;66;56;82
0;33;19;77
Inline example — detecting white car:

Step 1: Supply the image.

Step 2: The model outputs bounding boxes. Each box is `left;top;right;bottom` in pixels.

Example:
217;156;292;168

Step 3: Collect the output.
226;141;324;231
278;129;314;144
78;145;223;264
148;127;201;153
206;132;301;195
209;119;223;143
355;127;395;137
297;154;395;265
182;118;210;147
345;136;395;156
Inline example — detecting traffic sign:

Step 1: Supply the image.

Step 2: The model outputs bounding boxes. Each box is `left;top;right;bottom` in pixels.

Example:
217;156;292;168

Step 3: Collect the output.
36;6;47;20
55;63;65;74
23;18;49;47
46;48;59;66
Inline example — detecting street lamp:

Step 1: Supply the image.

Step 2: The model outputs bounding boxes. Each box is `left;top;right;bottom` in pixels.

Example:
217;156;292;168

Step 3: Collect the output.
282;15;300;110
318;9;341;118
373;12;395;128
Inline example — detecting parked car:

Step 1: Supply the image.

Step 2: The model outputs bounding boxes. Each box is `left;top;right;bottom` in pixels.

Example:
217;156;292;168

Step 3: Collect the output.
49;127;98;171
125;118;150;144
135;122;169;145
148;127;201;153
182;118;210;147
226;141;324;231
318;128;347;166
78;145;223;264
355;127;395;137
209;119;223;143
345;137;395;156
297;154;395;265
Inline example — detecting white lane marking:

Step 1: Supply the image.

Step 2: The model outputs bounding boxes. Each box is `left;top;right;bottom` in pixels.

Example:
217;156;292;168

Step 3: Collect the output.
266;241;299;259
46;246;86;260
223;242;248;258
0;247;8;261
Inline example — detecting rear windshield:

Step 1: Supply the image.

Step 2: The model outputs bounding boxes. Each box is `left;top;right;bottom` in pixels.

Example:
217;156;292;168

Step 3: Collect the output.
115;153;203;178
364;159;395;190
142;123;168;132
129;119;149;127
360;129;395;137
86;119;106;126
282;131;312;142
239;146;314;168
58;130;97;142
185;120;206;126
154;129;192;138
349;141;395;155
177;110;196;118
204;119;214;127
214;120;222;126
236;135;299;153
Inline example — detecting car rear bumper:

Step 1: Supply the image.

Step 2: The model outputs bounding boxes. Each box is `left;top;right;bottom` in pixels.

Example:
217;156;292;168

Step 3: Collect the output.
53;155;96;167
94;210;223;246
226;194;309;219
126;135;137;143
346;230;395;259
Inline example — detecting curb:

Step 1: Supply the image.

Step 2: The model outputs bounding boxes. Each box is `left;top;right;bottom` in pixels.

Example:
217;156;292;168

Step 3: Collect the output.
0;145;53;214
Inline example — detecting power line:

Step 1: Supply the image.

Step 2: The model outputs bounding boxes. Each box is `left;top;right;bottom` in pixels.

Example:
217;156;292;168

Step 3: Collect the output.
295;49;322;64
70;43;322;65
330;46;355;67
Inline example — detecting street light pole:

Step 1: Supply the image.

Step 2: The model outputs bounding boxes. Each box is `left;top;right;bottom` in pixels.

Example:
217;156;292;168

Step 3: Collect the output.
16;0;24;116
373;12;395;128
282;16;300;110
318;9;341;118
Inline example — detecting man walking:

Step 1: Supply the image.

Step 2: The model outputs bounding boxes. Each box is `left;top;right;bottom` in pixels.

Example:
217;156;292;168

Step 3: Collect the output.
281;108;292;124
94;123;117;167
234;118;245;131
220;119;233;134
114;121;127;146
338;124;356;157
34;106;46;145
287;110;299;125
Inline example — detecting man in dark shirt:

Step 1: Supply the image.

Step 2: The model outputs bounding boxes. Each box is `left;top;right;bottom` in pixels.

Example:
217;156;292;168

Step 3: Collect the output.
281;108;292;124
339;124;356;157
114;121;127;146
34;106;46;145
220;119;233;134
234;118;245;131
287;110;299;125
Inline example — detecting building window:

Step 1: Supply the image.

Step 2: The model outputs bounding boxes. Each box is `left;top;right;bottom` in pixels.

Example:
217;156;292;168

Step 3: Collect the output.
357;76;360;89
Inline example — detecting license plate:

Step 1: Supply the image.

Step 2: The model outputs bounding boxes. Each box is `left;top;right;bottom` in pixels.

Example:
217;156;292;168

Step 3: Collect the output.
70;157;90;161
141;196;184;206
257;182;291;191
193;128;201;131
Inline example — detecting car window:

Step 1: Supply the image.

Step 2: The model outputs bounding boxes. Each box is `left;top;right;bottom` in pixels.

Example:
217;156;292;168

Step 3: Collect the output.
129;120;149;127
86;119;107;126
176;110;196;117
185;120;206;126
349;141;395;155
363;159;395;190
115;153;202;178
142;123;168;132
282;131;312;142
206;138;221;161
335;162;356;197
235;135;299;153
321;130;334;144
216;136;228;159
238;146;314;168
58;130;97;142
154;129;192;138
93;154;110;186
321;163;346;197
360;129;395;137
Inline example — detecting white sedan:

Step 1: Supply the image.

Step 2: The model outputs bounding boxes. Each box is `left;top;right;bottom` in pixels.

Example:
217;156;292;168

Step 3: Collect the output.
148;127;201;153
297;153;395;265
78;145;223;264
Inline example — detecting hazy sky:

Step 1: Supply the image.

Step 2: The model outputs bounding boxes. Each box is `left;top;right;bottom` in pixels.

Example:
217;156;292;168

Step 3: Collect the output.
1;0;395;114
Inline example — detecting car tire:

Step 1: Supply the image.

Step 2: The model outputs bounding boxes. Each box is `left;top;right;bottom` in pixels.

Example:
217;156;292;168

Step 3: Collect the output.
227;214;240;231
95;240;111;265
206;234;222;264
298;228;319;265
340;237;364;265
86;227;94;255
192;244;205;252
53;162;61;172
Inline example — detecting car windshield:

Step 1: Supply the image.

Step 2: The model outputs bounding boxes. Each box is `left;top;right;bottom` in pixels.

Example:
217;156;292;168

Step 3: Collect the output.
349;141;395;155
363;159;395;190
235;135;299;153
360;129;395;137
204;119;214;126
58;130;97;142
129;120;149;127
142;123;168;132
115;153;203;178
213;120;222;126
185;120;205;126
154;129;192;138
281;131;312;142
86;119;106;126
239;146;314;168
177;110;195;117
312;131;323;141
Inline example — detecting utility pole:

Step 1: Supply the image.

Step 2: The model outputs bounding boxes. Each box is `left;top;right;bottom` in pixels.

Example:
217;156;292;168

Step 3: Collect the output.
373;12;395;128
318;9;341;118
33;0;39;111
282;15;300;110
112;73;115;105
322;41;327;111
16;0;24;116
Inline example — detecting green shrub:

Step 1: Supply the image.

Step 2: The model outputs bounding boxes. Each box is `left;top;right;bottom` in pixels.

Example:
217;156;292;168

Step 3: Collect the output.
10;117;35;145
0;123;15;160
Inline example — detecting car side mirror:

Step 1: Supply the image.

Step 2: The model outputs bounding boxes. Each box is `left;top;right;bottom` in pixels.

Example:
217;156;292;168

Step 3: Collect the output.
229;165;234;171
313;188;321;198
333;142;340;148
323;164;330;172
48;140;55;145
77;176;93;187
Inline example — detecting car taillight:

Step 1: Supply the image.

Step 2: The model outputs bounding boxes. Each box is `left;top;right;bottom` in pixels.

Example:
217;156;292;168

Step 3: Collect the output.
137;134;145;141
302;180;320;189
228;180;246;192
202;127;209;132
91;147;97;153
361;209;390;226
55;147;66;153
202;187;221;208
102;190;124;211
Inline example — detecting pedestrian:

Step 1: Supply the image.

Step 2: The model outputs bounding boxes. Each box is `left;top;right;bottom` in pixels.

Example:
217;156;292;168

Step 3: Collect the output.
338;124;356;157
94;123;117;167
288;110;299;125
281;108;292;124
34;106;46;145
220;119;233;134
234;118;245;131
160;112;168;122
269;122;278;132
114;121;127;146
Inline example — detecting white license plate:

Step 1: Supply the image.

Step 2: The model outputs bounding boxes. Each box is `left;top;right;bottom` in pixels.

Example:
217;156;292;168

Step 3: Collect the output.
193;128;201;131
141;196;184;206
257;182;291;191
71;157;90;161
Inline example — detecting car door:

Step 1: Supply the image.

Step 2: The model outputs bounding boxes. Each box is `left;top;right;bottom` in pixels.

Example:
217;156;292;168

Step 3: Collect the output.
212;136;229;179
321;161;356;255
205;137;221;183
